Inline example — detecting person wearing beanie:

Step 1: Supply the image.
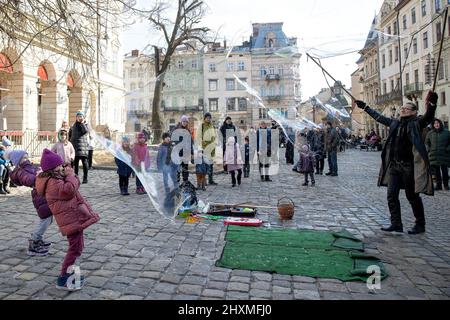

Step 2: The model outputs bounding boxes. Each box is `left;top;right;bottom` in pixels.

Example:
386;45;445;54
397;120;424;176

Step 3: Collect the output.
36;149;100;291
115;136;133;196
51;129;75;166
355;91;438;235
9;150;54;256
69;111;90;184
171;115;194;183
196;112;217;185
132;132;151;194
219;116;237;173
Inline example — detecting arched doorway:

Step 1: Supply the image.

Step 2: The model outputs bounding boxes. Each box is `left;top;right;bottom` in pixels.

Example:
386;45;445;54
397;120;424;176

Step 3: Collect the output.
36;61;57;131
67;70;82;124
0;49;24;131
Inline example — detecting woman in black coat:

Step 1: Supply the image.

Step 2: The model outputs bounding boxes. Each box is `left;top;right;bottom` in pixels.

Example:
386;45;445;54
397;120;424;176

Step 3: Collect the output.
69;111;90;184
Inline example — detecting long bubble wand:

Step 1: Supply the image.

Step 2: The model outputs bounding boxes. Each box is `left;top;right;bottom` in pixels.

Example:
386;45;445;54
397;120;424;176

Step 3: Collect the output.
433;7;449;91
306;53;357;102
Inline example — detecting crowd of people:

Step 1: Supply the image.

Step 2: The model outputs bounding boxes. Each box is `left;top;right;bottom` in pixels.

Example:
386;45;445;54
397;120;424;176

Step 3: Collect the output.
1;91;449;291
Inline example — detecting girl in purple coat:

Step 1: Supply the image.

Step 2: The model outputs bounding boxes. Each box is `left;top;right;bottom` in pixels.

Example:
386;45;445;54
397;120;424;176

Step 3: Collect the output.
9;150;53;256
298;144;316;187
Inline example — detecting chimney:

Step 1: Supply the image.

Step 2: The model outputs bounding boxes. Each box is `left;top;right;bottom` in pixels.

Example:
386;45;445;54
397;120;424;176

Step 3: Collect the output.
131;49;139;57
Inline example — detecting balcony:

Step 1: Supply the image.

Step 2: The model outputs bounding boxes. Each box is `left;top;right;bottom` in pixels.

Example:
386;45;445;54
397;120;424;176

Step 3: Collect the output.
265;74;281;81
128;110;151;118
267;95;282;102
162;105;203;112
404;82;423;95
375;90;402;105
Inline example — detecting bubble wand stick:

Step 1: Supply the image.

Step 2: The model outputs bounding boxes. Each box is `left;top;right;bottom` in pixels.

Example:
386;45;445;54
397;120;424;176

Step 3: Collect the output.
306;53;357;102
433;7;449;91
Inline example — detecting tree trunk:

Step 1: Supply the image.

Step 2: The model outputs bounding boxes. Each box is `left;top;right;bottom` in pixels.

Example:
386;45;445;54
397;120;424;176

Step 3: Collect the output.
151;75;164;144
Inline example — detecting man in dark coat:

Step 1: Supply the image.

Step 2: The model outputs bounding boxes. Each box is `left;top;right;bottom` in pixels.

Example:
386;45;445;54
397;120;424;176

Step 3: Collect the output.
257;121;272;182
325;121;339;176
425;118;450;190
356;91;438;235
69;111;90;184
219;116;237;172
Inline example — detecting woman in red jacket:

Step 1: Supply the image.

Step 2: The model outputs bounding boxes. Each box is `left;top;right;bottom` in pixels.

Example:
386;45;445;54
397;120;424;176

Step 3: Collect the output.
36;149;100;291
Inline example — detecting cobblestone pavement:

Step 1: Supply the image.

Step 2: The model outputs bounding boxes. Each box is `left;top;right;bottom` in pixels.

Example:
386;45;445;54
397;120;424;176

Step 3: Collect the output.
0;149;449;300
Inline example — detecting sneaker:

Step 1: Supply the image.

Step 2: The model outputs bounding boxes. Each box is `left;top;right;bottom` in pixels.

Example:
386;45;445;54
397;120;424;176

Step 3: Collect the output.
208;181;218;186
325;172;332;176
82;179;88;184
408;225;425;235
56;273;85;291
35;239;52;248
311;182;315;187
331;173;338;177
381;225;403;233
27;243;49;257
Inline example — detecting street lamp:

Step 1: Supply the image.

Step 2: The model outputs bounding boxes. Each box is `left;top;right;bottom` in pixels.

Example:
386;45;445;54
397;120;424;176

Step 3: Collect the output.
36;79;41;92
333;81;343;96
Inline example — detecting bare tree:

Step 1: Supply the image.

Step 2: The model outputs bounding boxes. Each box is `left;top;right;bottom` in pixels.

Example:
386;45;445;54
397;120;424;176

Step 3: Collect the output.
0;0;150;83
147;0;210;142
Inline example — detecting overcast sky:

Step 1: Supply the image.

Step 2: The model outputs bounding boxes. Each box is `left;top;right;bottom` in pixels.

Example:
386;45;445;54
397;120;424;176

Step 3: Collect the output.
123;0;384;99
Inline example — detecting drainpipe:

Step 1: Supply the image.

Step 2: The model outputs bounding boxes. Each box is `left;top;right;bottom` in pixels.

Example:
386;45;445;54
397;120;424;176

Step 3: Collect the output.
397;11;404;106
97;0;101;126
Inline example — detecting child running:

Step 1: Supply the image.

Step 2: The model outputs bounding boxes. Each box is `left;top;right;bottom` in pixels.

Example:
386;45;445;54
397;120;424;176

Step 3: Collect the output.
36;149;100;291
9;150;53;256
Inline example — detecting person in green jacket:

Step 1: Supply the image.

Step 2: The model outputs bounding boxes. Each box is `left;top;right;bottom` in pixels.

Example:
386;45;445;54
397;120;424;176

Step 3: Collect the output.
425;119;450;190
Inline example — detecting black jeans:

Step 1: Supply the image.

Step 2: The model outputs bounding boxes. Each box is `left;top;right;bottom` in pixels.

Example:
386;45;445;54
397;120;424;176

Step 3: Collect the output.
74;156;88;180
88;150;94;169
230;169;242;186
432;165;449;186
387;161;425;228
316;157;324;173
119;174;131;190
304;172;315;184
207;164;215;182
243;164;250;177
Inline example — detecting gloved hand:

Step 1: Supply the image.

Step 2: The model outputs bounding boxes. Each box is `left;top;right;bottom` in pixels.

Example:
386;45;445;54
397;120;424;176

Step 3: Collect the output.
355;100;367;109
426;91;438;105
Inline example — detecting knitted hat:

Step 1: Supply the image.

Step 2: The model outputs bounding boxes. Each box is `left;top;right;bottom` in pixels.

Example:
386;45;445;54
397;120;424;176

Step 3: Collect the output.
301;144;309;152
225;116;232;121
1;136;12;147
8;150;28;167
136;132;146;139
40;149;64;172
121;136;130;142
180;115;189;123
204;112;212;119
76;111;85;117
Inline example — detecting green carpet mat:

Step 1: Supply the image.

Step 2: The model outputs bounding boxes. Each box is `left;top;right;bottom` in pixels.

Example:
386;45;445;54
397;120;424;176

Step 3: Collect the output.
216;226;387;282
